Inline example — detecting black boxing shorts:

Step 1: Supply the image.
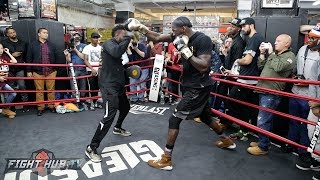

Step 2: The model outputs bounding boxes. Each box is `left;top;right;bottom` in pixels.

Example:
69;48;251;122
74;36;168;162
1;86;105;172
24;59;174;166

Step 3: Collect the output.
173;86;211;120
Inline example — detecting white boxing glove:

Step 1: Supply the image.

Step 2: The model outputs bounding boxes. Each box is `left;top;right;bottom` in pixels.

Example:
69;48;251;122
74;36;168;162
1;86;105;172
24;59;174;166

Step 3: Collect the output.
173;35;193;59
124;18;149;34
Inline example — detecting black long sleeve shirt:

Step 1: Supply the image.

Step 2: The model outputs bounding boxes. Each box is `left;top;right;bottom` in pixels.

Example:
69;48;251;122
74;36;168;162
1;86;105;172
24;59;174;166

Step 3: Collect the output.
224;33;246;70
26;40;58;74
99;36;131;92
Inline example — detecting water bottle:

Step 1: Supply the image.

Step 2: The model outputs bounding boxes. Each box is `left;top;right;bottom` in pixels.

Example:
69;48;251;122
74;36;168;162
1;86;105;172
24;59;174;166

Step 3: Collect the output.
169;95;172;104
82;103;88;111
160;91;165;105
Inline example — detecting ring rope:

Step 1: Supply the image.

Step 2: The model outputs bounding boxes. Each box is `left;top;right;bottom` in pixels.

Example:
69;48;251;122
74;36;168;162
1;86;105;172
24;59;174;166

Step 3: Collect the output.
211;91;317;126
211;77;320;103
212;73;320;86
211;108;320;156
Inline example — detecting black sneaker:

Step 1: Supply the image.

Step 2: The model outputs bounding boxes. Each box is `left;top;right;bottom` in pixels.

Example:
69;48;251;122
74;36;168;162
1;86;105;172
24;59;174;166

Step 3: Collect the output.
138;100;145;104
89;105;96;111
229;130;248;141
94;102;103;109
10;107;16;113
22;107;30;113
131;100;141;105
113;127;132;137
85;145;102;163
37;110;43;116
296;153;320;171
281;144;293;153
313;171;320;180
170;100;180;105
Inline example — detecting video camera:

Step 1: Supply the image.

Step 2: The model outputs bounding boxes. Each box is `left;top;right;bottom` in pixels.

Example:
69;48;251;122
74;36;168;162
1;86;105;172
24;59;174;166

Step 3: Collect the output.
132;41;137;47
67;36;81;52
67;37;75;52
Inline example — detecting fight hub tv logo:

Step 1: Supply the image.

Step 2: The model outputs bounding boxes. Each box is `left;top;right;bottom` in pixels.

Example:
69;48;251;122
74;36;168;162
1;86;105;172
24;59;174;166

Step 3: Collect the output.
4;149;81;176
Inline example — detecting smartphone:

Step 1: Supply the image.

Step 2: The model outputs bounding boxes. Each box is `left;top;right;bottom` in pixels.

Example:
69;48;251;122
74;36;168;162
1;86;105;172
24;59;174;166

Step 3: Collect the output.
261;42;269;54
132;42;137;47
219;66;226;74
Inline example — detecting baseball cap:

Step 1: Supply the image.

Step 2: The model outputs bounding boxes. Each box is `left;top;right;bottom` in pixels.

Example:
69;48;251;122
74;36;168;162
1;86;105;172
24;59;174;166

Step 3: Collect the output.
240;17;255;26
91;32;101;38
229;18;242;27
73;32;81;37
308;24;320;38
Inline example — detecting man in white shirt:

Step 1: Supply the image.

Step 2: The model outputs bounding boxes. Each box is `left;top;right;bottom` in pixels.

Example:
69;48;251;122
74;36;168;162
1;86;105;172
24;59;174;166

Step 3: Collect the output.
82;32;102;110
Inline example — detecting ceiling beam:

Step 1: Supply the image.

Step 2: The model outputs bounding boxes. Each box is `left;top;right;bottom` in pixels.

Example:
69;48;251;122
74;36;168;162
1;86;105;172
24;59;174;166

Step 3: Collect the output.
134;2;235;9
131;0;232;3
135;7;158;18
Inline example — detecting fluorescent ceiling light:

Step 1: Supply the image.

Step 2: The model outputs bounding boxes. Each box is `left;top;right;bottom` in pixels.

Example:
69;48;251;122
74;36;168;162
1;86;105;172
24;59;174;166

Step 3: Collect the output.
313;0;320;6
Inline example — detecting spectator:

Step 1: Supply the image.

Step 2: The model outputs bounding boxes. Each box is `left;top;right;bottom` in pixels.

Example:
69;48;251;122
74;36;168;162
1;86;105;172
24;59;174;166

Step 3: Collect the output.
216;17;264;148
213;18;245;124
166;42;181;105
149;41;164;57
64;32;87;110
219;37;233;58
216;33;226;55
307;39;320;179
1;26;29;112
247;34;296;155
0;43;17;118
26;28;58;116
208;43;222;110
288;24;320;169
127;36;148;104
82;32;101;110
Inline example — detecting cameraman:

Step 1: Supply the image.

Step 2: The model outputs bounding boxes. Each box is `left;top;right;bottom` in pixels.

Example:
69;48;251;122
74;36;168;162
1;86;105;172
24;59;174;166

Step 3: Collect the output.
126;36;148;104
64;32;87;109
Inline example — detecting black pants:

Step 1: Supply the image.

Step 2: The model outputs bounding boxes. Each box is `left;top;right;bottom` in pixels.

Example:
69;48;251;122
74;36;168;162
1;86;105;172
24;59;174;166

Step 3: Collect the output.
87;72;99;103
226;85;258;132
90;87;130;150
213;79;234;111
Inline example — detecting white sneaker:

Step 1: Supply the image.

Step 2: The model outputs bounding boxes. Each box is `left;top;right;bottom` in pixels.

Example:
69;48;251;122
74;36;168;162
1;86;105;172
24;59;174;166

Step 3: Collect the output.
113;127;131;137
85;146;102;163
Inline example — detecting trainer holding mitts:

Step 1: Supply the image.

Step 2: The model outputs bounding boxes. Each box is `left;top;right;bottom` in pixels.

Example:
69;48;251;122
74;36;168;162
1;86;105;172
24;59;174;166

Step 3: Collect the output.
85;25;134;163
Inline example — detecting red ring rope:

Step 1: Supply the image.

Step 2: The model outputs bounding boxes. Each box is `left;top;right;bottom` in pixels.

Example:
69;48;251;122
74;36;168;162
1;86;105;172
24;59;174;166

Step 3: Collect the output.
211;77;320;103
0;90;100;93
5;75;92;80
211;108;320;156
212;73;320;86
210;91;316;126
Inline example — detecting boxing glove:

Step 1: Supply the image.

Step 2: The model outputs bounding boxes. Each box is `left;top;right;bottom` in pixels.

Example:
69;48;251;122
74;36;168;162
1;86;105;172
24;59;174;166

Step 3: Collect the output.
124;18;149;35
173;35;193;59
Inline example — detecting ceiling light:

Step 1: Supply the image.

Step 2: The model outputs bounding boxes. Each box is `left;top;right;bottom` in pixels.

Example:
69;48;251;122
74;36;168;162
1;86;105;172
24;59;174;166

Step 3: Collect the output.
313;0;320;6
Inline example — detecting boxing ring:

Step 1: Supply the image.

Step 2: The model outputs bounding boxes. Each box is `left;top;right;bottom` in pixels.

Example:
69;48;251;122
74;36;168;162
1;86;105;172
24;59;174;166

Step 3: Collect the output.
0;60;312;180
